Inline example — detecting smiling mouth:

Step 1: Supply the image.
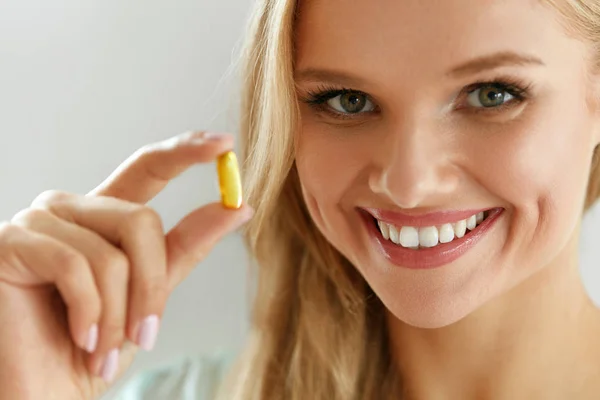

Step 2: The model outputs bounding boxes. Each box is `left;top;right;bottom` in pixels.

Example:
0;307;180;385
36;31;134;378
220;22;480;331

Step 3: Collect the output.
371;210;491;250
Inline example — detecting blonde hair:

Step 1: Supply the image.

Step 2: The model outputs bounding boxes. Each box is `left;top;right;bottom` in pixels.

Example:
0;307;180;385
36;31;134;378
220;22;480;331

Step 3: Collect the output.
217;1;600;399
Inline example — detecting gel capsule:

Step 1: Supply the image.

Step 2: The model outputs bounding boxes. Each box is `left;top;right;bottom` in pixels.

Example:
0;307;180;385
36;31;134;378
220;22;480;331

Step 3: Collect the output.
216;151;243;209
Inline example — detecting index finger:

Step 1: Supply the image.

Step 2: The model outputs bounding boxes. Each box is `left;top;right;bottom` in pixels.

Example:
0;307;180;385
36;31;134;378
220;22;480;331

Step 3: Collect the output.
88;131;235;204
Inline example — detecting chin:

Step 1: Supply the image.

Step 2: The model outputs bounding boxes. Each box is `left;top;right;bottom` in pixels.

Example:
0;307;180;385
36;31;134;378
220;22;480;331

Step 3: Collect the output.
381;287;495;330
391;306;476;329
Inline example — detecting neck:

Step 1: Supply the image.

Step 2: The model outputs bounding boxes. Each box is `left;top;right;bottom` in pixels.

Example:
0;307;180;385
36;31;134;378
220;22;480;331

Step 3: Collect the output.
387;235;600;400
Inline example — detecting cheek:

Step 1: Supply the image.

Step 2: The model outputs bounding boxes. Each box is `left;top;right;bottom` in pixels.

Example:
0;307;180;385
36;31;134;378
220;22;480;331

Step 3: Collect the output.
295;122;374;256
468;98;595;255
295;125;368;205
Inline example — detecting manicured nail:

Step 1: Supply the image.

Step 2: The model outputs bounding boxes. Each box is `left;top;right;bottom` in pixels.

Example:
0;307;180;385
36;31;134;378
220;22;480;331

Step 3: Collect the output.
137;315;160;351
190;132;230;146
231;207;254;231
203;132;230;141
101;348;120;383
84;324;98;353
241;207;255;222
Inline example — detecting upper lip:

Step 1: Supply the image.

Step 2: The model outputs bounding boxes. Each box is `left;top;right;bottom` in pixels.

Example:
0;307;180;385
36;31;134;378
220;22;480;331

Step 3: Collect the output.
362;207;495;227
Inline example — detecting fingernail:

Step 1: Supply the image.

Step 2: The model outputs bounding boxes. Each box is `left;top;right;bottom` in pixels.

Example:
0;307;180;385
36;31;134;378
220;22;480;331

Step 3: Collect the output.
242;207;255;221
203;132;230;141
232;208;254;230
101;348;120;383
84;324;98;353
137;315;160;351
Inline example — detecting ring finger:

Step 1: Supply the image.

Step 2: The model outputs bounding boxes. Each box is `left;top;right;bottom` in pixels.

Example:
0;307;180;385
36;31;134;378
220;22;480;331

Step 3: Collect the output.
31;191;168;352
12;208;129;381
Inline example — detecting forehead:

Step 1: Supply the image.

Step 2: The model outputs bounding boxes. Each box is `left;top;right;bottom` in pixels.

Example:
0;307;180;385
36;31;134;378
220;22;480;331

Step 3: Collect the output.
294;0;577;82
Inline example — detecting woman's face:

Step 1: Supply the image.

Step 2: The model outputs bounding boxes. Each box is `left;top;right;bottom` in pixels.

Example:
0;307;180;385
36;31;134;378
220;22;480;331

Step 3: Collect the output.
294;0;600;328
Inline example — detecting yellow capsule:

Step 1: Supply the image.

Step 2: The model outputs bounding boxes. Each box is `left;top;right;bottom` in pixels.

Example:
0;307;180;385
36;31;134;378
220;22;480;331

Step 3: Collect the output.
216;151;243;209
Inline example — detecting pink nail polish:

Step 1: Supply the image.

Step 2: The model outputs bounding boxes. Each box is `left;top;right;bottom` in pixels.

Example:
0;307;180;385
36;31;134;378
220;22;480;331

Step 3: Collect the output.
85;324;98;353
190;132;230;146
203;132;229;141
233;209;254;230
101;349;120;383
137;315;160;351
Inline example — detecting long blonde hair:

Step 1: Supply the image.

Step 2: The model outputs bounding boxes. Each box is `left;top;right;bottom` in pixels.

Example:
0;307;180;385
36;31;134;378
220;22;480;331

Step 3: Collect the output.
217;1;600;399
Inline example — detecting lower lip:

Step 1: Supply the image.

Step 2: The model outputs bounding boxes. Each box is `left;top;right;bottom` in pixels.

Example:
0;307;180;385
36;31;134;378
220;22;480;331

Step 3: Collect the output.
362;208;504;270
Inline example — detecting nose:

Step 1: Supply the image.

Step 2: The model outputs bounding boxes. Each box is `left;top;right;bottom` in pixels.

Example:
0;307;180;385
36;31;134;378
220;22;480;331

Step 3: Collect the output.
369;117;459;209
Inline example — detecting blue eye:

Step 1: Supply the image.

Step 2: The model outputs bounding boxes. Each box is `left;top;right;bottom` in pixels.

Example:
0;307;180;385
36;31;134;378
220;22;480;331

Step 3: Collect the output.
327;92;376;114
466;84;515;108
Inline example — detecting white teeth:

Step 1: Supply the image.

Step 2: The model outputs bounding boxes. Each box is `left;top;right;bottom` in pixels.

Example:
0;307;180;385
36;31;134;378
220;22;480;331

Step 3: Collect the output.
419;226;439;248
476;212;484;224
438;223;455;244
466;215;477;230
376;211;487;249
453;219;467;238
389;225;400;244
399;226;419;248
378;221;390;240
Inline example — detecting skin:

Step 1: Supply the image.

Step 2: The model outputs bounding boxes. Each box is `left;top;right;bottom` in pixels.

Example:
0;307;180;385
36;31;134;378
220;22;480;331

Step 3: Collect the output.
0;131;253;399
294;0;600;398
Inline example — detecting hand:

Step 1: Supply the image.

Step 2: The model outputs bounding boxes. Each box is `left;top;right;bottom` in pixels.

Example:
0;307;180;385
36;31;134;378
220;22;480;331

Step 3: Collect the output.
0;131;253;400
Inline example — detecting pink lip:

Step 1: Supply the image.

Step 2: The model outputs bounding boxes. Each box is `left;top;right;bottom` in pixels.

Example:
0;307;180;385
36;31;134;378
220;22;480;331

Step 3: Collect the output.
361;208;504;270
362;207;491;228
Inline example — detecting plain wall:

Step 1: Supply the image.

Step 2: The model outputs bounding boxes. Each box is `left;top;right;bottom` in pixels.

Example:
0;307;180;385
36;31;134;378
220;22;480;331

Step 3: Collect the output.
1;1;599;399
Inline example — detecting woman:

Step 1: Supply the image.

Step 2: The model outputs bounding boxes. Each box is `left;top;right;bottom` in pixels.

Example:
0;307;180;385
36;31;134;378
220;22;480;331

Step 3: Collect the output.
1;0;600;398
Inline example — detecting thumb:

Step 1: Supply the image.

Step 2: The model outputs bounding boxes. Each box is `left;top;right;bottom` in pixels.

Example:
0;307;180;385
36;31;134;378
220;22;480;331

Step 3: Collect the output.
165;202;253;289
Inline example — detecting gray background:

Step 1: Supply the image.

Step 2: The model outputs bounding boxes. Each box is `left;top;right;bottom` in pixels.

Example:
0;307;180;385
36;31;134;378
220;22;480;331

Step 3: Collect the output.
0;1;598;398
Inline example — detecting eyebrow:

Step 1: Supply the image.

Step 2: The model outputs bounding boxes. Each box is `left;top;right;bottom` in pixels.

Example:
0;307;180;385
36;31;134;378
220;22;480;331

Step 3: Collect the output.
447;51;545;78
294;51;545;86
294;68;370;87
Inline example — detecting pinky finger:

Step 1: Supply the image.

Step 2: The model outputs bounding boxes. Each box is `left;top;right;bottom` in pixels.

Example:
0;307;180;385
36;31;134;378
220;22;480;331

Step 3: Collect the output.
0;222;102;353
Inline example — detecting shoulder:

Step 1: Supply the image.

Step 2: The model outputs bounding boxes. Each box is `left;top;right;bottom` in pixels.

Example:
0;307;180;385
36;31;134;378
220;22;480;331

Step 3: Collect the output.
113;351;235;400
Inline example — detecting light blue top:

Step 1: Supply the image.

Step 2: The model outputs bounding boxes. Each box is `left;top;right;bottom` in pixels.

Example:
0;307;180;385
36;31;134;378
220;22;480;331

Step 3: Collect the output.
114;353;234;400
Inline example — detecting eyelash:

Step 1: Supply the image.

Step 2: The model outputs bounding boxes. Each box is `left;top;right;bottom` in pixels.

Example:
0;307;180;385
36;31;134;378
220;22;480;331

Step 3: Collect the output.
299;86;371;120
298;78;532;121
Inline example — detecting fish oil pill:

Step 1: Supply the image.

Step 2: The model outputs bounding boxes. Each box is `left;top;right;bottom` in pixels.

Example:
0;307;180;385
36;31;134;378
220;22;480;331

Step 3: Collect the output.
216;151;243;209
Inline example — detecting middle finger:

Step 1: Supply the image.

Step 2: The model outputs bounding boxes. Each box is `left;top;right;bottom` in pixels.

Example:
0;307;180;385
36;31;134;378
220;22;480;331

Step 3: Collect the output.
31;191;167;349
